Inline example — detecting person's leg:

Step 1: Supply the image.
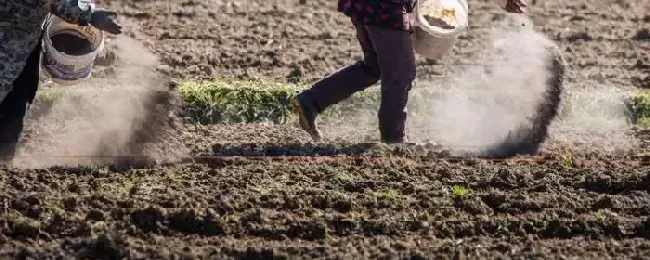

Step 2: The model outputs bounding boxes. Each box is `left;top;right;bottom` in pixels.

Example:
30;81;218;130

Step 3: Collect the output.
0;42;42;165
293;21;381;141
0;86;29;165
365;26;417;143
306;22;381;111
0;114;25;164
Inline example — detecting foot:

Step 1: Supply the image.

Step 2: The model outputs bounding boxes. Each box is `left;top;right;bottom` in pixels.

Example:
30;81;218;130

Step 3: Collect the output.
291;92;322;142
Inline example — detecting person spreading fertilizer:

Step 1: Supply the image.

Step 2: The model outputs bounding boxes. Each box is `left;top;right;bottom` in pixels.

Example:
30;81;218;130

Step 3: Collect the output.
291;0;528;143
0;0;122;164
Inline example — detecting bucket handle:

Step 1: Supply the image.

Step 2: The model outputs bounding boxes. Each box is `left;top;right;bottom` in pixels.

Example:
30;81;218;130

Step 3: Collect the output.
41;13;53;30
40;14;52;58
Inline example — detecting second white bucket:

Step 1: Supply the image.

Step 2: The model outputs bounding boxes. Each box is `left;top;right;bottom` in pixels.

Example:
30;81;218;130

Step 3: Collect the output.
41;15;105;86
411;0;469;60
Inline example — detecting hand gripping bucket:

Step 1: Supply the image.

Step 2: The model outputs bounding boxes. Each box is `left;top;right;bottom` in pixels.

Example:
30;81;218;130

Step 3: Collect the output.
41;15;104;86
410;0;469;60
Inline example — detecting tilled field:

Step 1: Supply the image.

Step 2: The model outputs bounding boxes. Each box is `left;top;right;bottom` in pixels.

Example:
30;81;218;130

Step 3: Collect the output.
2;0;650;258
97;0;649;89
2;156;650;258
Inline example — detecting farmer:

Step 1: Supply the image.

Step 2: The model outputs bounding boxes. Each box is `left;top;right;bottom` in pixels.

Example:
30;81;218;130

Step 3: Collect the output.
292;0;528;143
0;0;123;165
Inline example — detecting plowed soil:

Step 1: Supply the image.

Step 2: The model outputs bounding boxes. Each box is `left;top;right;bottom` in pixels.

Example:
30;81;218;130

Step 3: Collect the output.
3;0;650;258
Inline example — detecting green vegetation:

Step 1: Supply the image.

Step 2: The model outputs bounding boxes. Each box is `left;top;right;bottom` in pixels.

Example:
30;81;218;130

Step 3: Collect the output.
328;167;355;184
451;185;469;198
178;78;301;124
625;90;650;127
90;221;107;236
30;78;650;127
374;187;403;203
11;217;40;237
559;149;575;168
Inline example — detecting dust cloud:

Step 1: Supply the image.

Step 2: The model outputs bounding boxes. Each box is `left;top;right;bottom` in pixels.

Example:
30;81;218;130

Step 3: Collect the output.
546;87;638;155
316;14;567;154
416;14;562;156
292;13;635;156
413;14;636;156
15;35;188;169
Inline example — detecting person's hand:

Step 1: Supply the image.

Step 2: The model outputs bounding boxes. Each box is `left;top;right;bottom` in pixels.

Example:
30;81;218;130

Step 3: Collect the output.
90;9;123;35
505;0;528;13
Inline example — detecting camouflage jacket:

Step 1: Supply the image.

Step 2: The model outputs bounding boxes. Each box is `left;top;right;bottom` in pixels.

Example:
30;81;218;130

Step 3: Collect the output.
338;0;416;31
0;0;94;102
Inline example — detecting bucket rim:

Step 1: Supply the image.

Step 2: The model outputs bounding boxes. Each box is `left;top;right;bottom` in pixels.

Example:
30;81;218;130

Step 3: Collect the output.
44;15;105;54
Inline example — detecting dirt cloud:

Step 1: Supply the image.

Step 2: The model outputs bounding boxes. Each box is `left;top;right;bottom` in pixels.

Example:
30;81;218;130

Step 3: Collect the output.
318;14;568;156
414;14;564;156
414;14;636;156
15;35;188;169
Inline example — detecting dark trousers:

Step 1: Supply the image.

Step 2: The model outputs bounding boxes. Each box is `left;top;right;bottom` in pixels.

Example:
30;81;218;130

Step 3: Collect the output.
0;42;41;163
306;21;416;142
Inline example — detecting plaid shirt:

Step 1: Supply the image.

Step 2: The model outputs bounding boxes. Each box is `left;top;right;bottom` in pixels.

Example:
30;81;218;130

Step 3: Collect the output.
338;0;416;31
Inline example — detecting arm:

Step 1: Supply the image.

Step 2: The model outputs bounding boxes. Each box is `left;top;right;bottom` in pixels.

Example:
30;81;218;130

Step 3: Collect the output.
49;0;122;35
50;0;95;26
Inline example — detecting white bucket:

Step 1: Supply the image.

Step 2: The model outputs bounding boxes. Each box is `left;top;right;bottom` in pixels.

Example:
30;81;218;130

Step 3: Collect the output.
411;0;469;60
41;15;104;86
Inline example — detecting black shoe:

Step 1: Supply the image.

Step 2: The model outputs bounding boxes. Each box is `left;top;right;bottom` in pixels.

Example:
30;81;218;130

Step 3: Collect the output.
291;92;322;142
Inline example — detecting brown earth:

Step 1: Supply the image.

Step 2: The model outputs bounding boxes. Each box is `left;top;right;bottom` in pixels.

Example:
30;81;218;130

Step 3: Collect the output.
2;156;650;258
97;0;649;89
2;0;650;258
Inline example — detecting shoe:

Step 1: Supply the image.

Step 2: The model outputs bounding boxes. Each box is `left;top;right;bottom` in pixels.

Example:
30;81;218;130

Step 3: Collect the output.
291;92;322;142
